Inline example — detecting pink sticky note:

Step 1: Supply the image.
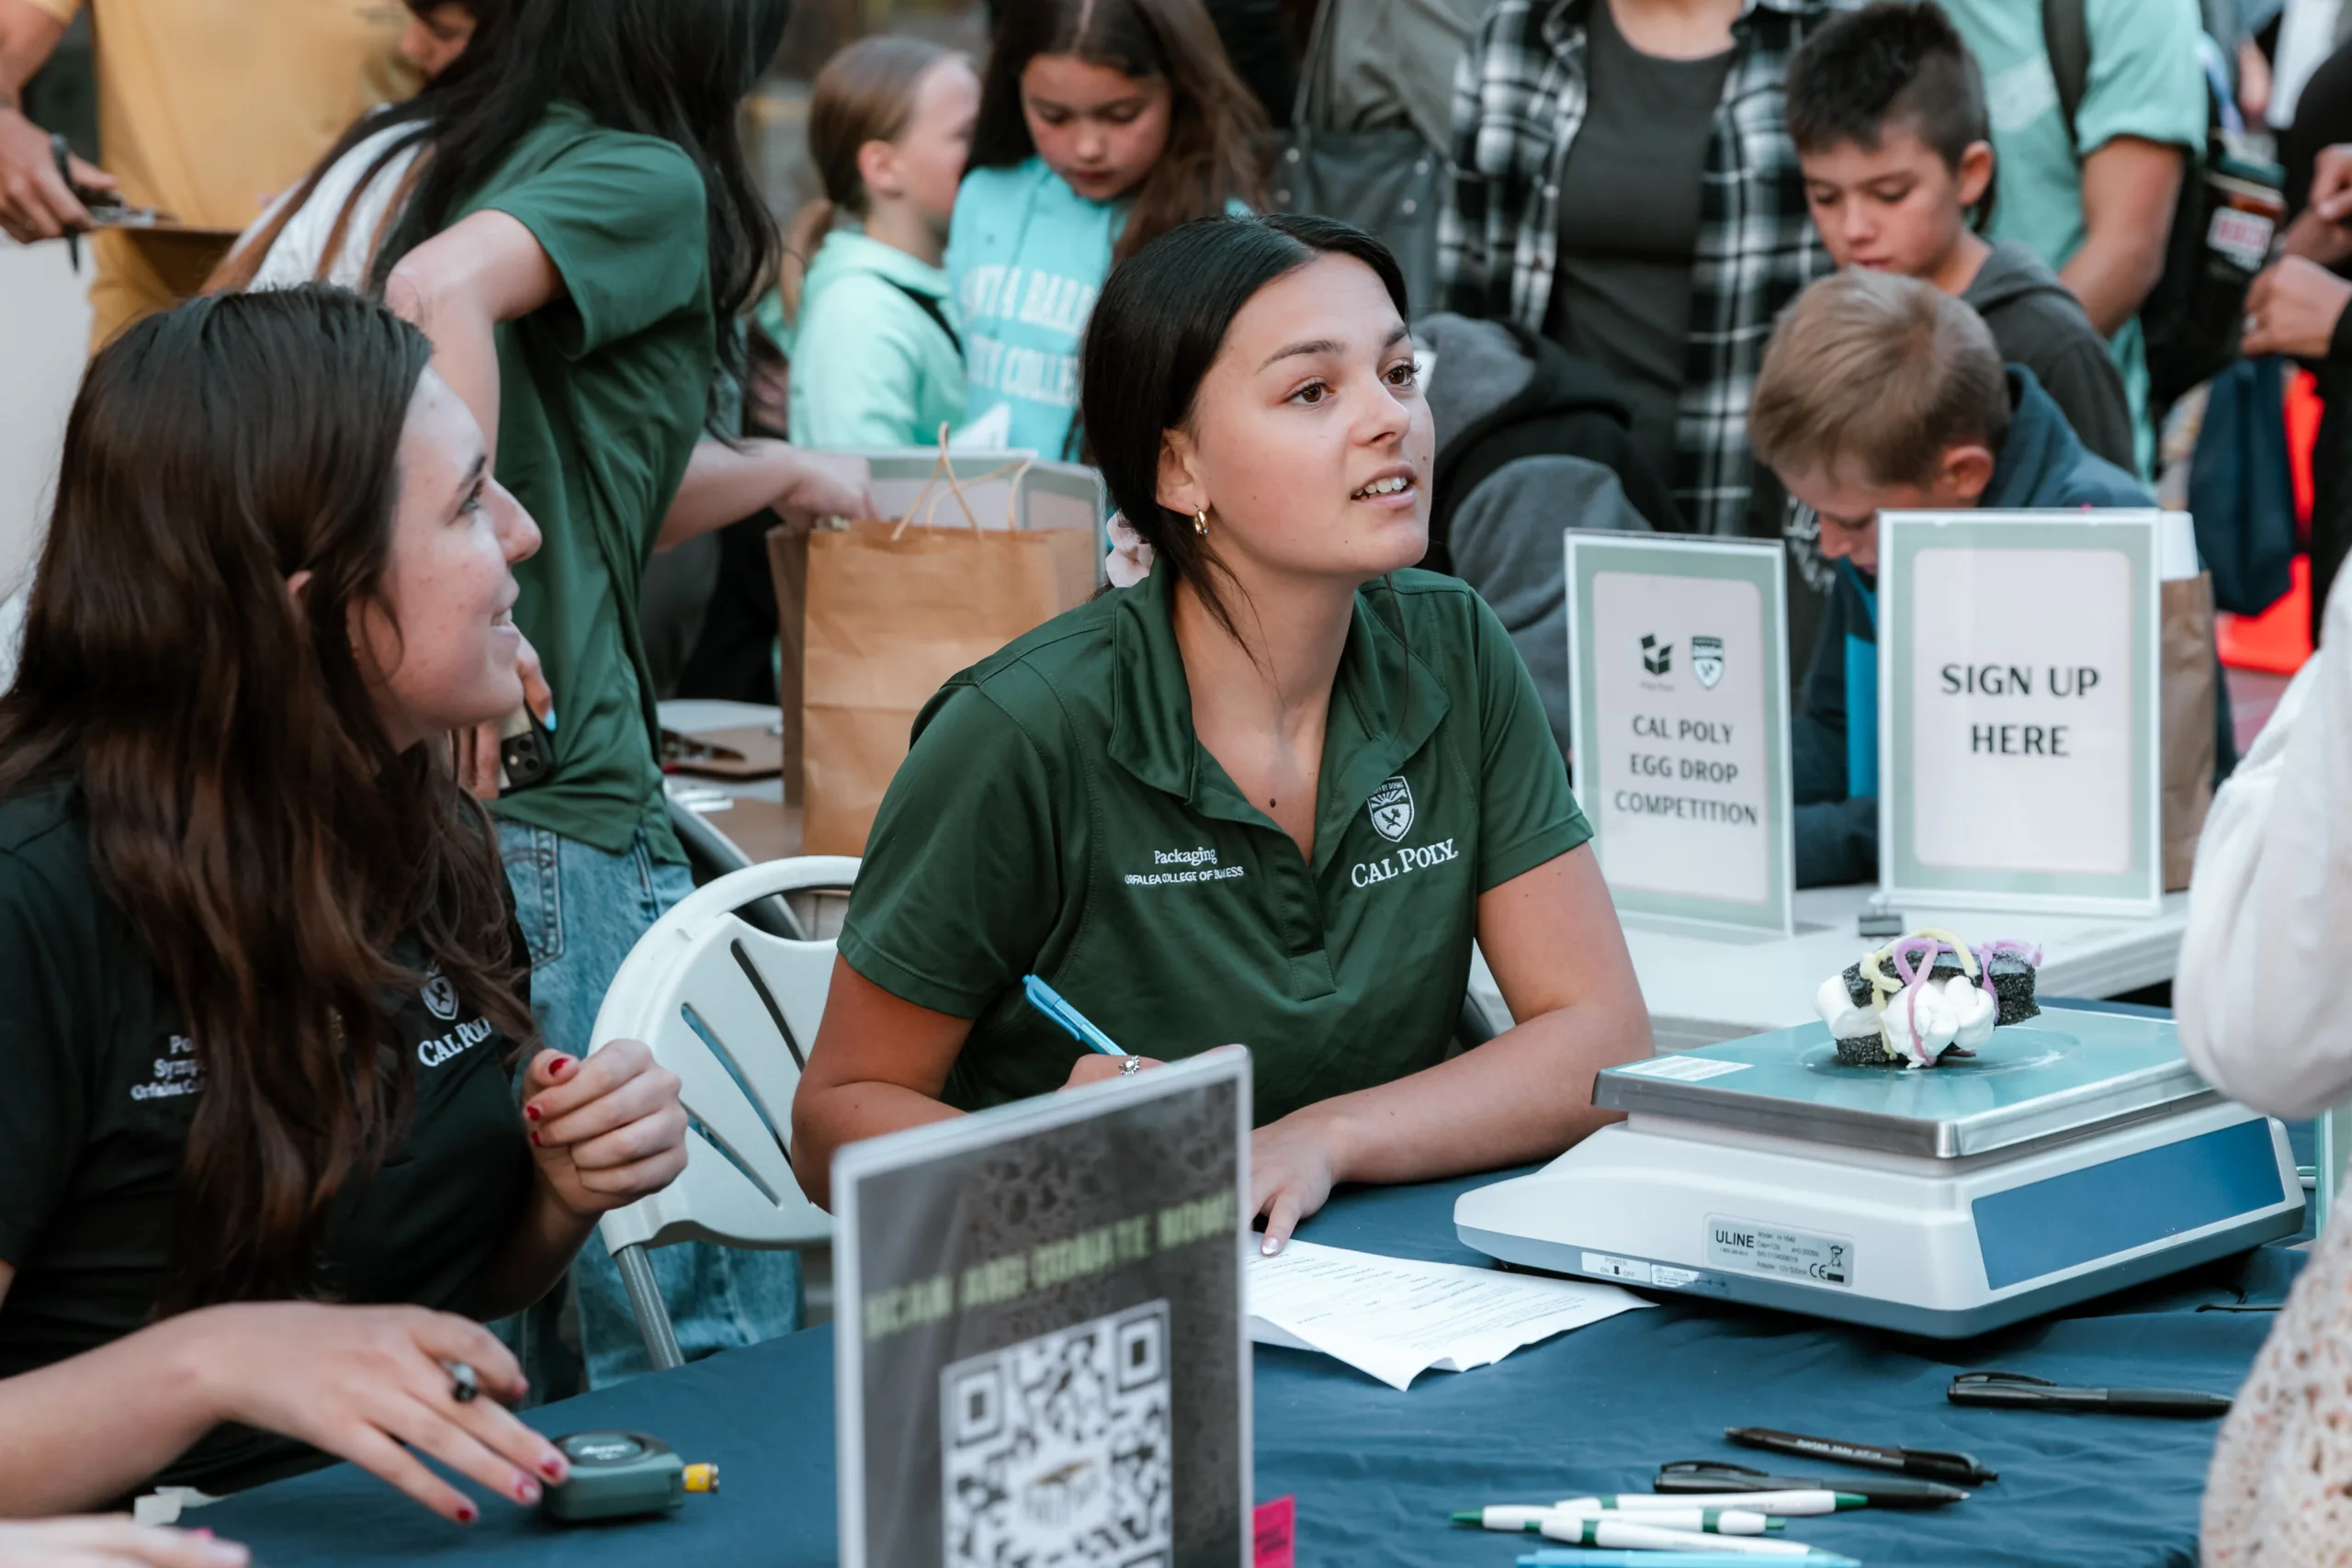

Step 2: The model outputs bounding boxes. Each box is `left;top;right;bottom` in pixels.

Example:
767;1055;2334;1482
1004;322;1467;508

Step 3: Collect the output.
1253;1495;1296;1568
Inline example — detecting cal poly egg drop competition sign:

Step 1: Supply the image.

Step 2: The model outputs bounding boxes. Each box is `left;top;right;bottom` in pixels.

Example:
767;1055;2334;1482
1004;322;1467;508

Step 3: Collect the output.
1566;533;1793;938
1877;510;2162;916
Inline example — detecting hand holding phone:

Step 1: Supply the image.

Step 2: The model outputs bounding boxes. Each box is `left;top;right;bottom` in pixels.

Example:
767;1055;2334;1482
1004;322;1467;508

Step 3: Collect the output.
457;634;555;800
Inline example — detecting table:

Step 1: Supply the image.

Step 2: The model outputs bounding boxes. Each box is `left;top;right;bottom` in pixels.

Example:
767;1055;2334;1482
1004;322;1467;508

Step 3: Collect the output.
1473;886;2189;1051
660;701;2191;1053
203;1149;2303;1567
658;699;799;865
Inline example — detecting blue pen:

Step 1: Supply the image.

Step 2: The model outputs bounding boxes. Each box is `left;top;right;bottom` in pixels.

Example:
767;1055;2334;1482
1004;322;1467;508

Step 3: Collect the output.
1520;1556;1860;1568
1022;975;1130;1057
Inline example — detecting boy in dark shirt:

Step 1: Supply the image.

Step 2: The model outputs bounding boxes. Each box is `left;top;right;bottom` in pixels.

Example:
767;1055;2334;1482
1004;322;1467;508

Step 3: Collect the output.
1782;0;2138;474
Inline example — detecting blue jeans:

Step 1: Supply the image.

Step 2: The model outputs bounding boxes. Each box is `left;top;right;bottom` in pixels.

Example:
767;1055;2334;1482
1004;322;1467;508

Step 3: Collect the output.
496;820;803;1395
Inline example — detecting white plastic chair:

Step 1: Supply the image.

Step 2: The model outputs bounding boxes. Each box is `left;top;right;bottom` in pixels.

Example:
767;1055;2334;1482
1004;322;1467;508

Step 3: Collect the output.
585;855;857;1370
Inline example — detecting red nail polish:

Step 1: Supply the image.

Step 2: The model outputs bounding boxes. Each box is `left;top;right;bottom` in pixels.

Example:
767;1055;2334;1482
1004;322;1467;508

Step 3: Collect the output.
541;1457;567;1481
456;1503;479;1525
529;1130;541;1146
516;1478;541;1504
525;1104;541;1122
550;1055;574;1077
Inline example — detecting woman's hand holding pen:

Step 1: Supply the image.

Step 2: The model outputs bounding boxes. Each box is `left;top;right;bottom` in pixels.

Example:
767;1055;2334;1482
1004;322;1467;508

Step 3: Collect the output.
1059;1053;1166;1089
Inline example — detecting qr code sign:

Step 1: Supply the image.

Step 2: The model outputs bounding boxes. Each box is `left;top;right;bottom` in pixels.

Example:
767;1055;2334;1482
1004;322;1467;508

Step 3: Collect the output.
942;1301;1172;1568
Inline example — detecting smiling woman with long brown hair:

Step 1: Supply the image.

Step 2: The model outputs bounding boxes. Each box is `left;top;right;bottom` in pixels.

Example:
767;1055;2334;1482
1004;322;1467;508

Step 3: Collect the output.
0;287;686;1524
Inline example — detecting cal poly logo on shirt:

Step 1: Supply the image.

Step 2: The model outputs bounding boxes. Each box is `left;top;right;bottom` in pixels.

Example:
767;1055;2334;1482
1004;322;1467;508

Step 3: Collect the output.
420;960;460;1022
1367;776;1414;842
1351;773;1459;889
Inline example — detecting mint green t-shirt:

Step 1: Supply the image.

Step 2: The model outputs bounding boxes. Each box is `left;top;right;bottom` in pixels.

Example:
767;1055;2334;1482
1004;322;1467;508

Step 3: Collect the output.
465;102;715;861
1941;0;2206;476
946;158;1250;459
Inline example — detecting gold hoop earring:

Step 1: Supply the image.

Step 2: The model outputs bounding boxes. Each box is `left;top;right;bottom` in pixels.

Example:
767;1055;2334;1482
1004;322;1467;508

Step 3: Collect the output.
1193;507;1209;538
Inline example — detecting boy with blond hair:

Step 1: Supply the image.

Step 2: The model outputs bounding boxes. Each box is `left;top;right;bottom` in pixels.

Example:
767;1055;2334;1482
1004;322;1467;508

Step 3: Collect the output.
1751;269;2147;886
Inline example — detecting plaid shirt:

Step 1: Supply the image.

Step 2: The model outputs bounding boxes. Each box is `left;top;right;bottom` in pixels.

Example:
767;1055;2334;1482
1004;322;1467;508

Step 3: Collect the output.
1440;0;1848;536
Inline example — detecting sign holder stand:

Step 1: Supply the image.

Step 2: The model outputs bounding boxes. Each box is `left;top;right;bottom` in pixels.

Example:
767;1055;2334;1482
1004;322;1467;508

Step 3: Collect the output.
1565;532;1794;940
1876;510;2164;918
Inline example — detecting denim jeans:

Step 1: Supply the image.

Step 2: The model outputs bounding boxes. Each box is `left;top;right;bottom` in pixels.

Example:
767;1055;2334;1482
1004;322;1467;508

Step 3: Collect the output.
496;820;803;1395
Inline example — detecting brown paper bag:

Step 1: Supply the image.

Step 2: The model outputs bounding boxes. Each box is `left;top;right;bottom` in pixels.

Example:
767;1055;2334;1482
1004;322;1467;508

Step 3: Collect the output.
766;525;809;807
2161;572;2219;892
797;451;1096;854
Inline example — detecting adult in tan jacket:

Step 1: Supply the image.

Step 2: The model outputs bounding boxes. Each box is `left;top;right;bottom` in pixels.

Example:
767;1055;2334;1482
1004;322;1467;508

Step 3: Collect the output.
0;0;413;347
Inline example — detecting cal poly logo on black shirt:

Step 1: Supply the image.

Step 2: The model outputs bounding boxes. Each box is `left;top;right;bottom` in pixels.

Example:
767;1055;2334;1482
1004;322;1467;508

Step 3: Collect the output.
420;961;459;1021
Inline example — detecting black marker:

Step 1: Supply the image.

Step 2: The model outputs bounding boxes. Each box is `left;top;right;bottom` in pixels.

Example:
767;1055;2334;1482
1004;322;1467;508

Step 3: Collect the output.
1949;1371;2233;1416
1727;1426;1996;1485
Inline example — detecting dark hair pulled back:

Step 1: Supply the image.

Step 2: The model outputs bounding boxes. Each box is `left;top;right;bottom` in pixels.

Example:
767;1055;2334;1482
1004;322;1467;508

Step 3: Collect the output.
218;0;786;427
1080;213;1408;635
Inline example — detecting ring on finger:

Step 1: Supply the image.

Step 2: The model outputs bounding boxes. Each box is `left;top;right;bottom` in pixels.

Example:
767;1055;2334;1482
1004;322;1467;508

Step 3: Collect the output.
1118;1056;1142;1077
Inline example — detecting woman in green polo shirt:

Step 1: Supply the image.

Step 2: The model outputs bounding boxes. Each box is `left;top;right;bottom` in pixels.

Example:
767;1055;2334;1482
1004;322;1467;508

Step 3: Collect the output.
320;0;860;1392
793;214;1651;1250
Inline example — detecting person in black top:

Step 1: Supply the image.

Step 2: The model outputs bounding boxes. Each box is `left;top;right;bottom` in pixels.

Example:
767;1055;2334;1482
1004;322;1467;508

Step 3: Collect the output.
0;288;689;1523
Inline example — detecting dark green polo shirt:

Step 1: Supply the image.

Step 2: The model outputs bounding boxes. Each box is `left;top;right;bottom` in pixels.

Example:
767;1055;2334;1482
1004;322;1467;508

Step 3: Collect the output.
468;102;715;863
837;564;1592;1125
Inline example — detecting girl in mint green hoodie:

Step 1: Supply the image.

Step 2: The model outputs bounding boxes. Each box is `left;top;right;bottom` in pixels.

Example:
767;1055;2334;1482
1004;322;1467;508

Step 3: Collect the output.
949;0;1266;458
768;38;982;450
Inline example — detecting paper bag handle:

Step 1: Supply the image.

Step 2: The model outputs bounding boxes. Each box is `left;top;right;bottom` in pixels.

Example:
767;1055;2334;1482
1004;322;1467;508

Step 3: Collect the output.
888;423;1035;540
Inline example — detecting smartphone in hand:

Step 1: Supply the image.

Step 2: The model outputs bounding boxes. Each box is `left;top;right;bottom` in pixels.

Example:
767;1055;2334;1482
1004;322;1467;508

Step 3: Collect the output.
497;706;555;793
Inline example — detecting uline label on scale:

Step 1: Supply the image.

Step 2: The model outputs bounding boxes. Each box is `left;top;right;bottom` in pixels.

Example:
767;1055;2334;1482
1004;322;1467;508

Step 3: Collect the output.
1706;1216;1854;1288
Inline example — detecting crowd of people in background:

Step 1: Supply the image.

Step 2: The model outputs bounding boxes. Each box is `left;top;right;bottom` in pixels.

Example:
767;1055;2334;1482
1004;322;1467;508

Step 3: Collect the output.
1;0;2351;1557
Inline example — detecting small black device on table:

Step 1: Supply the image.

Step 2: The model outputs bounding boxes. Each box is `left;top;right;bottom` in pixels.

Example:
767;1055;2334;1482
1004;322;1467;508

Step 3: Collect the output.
540;1430;718;1523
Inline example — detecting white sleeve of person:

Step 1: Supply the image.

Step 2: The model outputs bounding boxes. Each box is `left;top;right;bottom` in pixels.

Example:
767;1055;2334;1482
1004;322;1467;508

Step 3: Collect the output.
2177;573;2352;1118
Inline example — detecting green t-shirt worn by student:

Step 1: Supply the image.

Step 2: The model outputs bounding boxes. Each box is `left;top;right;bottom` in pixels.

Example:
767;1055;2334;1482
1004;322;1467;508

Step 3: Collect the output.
838;563;1594;1125
465;101;716;862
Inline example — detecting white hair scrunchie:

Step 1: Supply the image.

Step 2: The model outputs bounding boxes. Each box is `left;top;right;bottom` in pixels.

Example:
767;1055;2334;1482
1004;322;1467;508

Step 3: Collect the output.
1104;512;1154;588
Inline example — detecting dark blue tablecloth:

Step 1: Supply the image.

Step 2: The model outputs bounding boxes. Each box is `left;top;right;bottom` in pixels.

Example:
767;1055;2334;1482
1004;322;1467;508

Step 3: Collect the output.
204;1139;2312;1568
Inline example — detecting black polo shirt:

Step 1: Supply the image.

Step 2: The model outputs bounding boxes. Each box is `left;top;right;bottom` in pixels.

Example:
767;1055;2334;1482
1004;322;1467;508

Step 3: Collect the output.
0;778;535;1494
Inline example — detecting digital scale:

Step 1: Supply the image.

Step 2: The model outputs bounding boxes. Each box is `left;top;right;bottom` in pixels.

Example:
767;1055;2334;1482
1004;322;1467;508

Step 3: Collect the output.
1456;1007;2303;1337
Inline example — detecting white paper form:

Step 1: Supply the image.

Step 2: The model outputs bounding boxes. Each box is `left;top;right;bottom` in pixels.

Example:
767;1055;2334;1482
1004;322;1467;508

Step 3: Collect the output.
1247;1239;1651;1391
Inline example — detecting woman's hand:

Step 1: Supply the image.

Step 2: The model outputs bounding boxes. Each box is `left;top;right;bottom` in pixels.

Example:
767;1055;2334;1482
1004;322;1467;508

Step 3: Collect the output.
1250;1114;1343;1257
454;633;553;801
2244;256;2352;360
178;1302;569;1524
774;450;875;533
1058;1054;1165;1089
0;1518;245;1568
522;1043;688;1219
